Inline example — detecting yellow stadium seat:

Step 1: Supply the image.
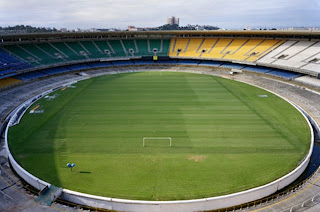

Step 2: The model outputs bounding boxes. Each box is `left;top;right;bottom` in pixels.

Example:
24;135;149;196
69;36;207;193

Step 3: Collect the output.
199;38;219;58
224;39;264;61
0;77;22;89
169;38;189;56
203;38;233;59
246;40;285;62
170;38;285;63
221;39;248;59
179;38;204;58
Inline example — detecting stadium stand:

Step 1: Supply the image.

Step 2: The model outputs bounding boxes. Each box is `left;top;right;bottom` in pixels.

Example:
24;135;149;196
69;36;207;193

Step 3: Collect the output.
267;69;303;79
80;41;105;58
224;39;262;61
220;63;246;69
169;38;189;56
0;77;21;89
64;42;89;59
0;49;31;70
197;38;218;57
122;40;138;56
242;66;273;73
66;64;91;71
257;41;320;75
20;44;57;65
1;31;320;212
160;39;171;56
257;41;297;64
93;41;113;57
0;34;319;83
41;67;70;76
111;60;134;66
35;43;67;62
202;38;233;59
1;45;40;66
0;39;171;71
87;61;113;68
149;39;163;55
220;39;248;59
0;69;15;76
133;60;155;65
135;40;149;56
14;71;47;81
156;59;178;65
178;38;203;57
170;38;284;62
177;59;200;65
54;42;84;62
108;40;127;57
0;69;17;79
245;39;284;62
198;60;224;67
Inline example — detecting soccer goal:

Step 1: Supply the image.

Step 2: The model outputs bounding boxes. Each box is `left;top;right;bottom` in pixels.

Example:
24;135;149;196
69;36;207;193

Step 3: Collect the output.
143;137;172;147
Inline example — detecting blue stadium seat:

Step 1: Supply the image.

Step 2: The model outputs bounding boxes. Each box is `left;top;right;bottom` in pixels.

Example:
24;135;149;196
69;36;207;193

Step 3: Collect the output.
133;60;155;65
15;71;47;81
41;67;70;75
267;69;303;79
111;60;134;66
66;64;91;71
0;73;17;80
177;60;201;65
0;49;20;63
0;69;15;76
156;60;178;64
0;49;32;73
88;62;113;68
242;66;273;73
220;63;246;69
198;61;223;67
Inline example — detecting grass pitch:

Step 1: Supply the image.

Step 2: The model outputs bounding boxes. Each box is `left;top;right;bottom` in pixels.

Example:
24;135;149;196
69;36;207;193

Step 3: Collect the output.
8;71;311;200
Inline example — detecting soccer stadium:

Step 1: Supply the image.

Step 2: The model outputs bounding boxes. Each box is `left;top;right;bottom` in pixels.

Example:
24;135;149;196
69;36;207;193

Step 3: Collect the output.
0;30;320;212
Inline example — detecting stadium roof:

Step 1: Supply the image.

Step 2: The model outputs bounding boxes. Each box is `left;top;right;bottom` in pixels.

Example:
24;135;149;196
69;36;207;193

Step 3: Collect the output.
1;30;320;44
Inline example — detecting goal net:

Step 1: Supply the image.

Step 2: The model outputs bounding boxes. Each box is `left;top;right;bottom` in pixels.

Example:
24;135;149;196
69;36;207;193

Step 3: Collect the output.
142;137;172;147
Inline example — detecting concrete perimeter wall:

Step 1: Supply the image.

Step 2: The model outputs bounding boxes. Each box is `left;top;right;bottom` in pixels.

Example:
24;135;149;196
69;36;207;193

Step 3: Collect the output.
3;70;315;212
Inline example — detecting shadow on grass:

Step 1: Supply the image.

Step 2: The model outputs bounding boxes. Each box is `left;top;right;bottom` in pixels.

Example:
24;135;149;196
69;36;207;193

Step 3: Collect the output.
79;171;92;174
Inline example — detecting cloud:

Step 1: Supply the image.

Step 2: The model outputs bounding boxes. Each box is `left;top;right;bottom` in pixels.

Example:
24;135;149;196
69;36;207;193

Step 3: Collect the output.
0;0;318;29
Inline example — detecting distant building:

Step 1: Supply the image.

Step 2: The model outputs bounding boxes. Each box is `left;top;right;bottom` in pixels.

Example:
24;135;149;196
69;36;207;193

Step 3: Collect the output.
167;16;179;26
128;26;138;31
128;26;144;31
89;28;98;32
60;28;68;32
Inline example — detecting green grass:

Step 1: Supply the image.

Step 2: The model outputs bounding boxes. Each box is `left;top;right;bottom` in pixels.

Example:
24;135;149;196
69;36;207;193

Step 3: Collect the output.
8;71;311;200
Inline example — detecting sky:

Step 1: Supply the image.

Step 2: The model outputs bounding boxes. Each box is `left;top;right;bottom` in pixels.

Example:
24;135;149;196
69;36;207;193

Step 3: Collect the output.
0;0;319;29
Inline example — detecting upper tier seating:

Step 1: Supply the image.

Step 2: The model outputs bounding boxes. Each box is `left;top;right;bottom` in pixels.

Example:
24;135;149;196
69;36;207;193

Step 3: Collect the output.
0;49;32;74
1;38;319;79
170;38;284;62
257;41;320;74
1;39;171;68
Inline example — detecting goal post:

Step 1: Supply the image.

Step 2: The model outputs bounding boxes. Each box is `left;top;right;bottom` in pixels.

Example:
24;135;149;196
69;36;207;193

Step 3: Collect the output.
143;137;172;147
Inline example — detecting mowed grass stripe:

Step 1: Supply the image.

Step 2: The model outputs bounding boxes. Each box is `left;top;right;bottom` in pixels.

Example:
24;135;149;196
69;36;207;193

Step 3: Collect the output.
8;71;310;200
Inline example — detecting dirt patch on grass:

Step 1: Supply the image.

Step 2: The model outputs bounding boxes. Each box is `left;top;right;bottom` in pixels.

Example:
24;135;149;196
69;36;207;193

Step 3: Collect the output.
187;155;208;162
